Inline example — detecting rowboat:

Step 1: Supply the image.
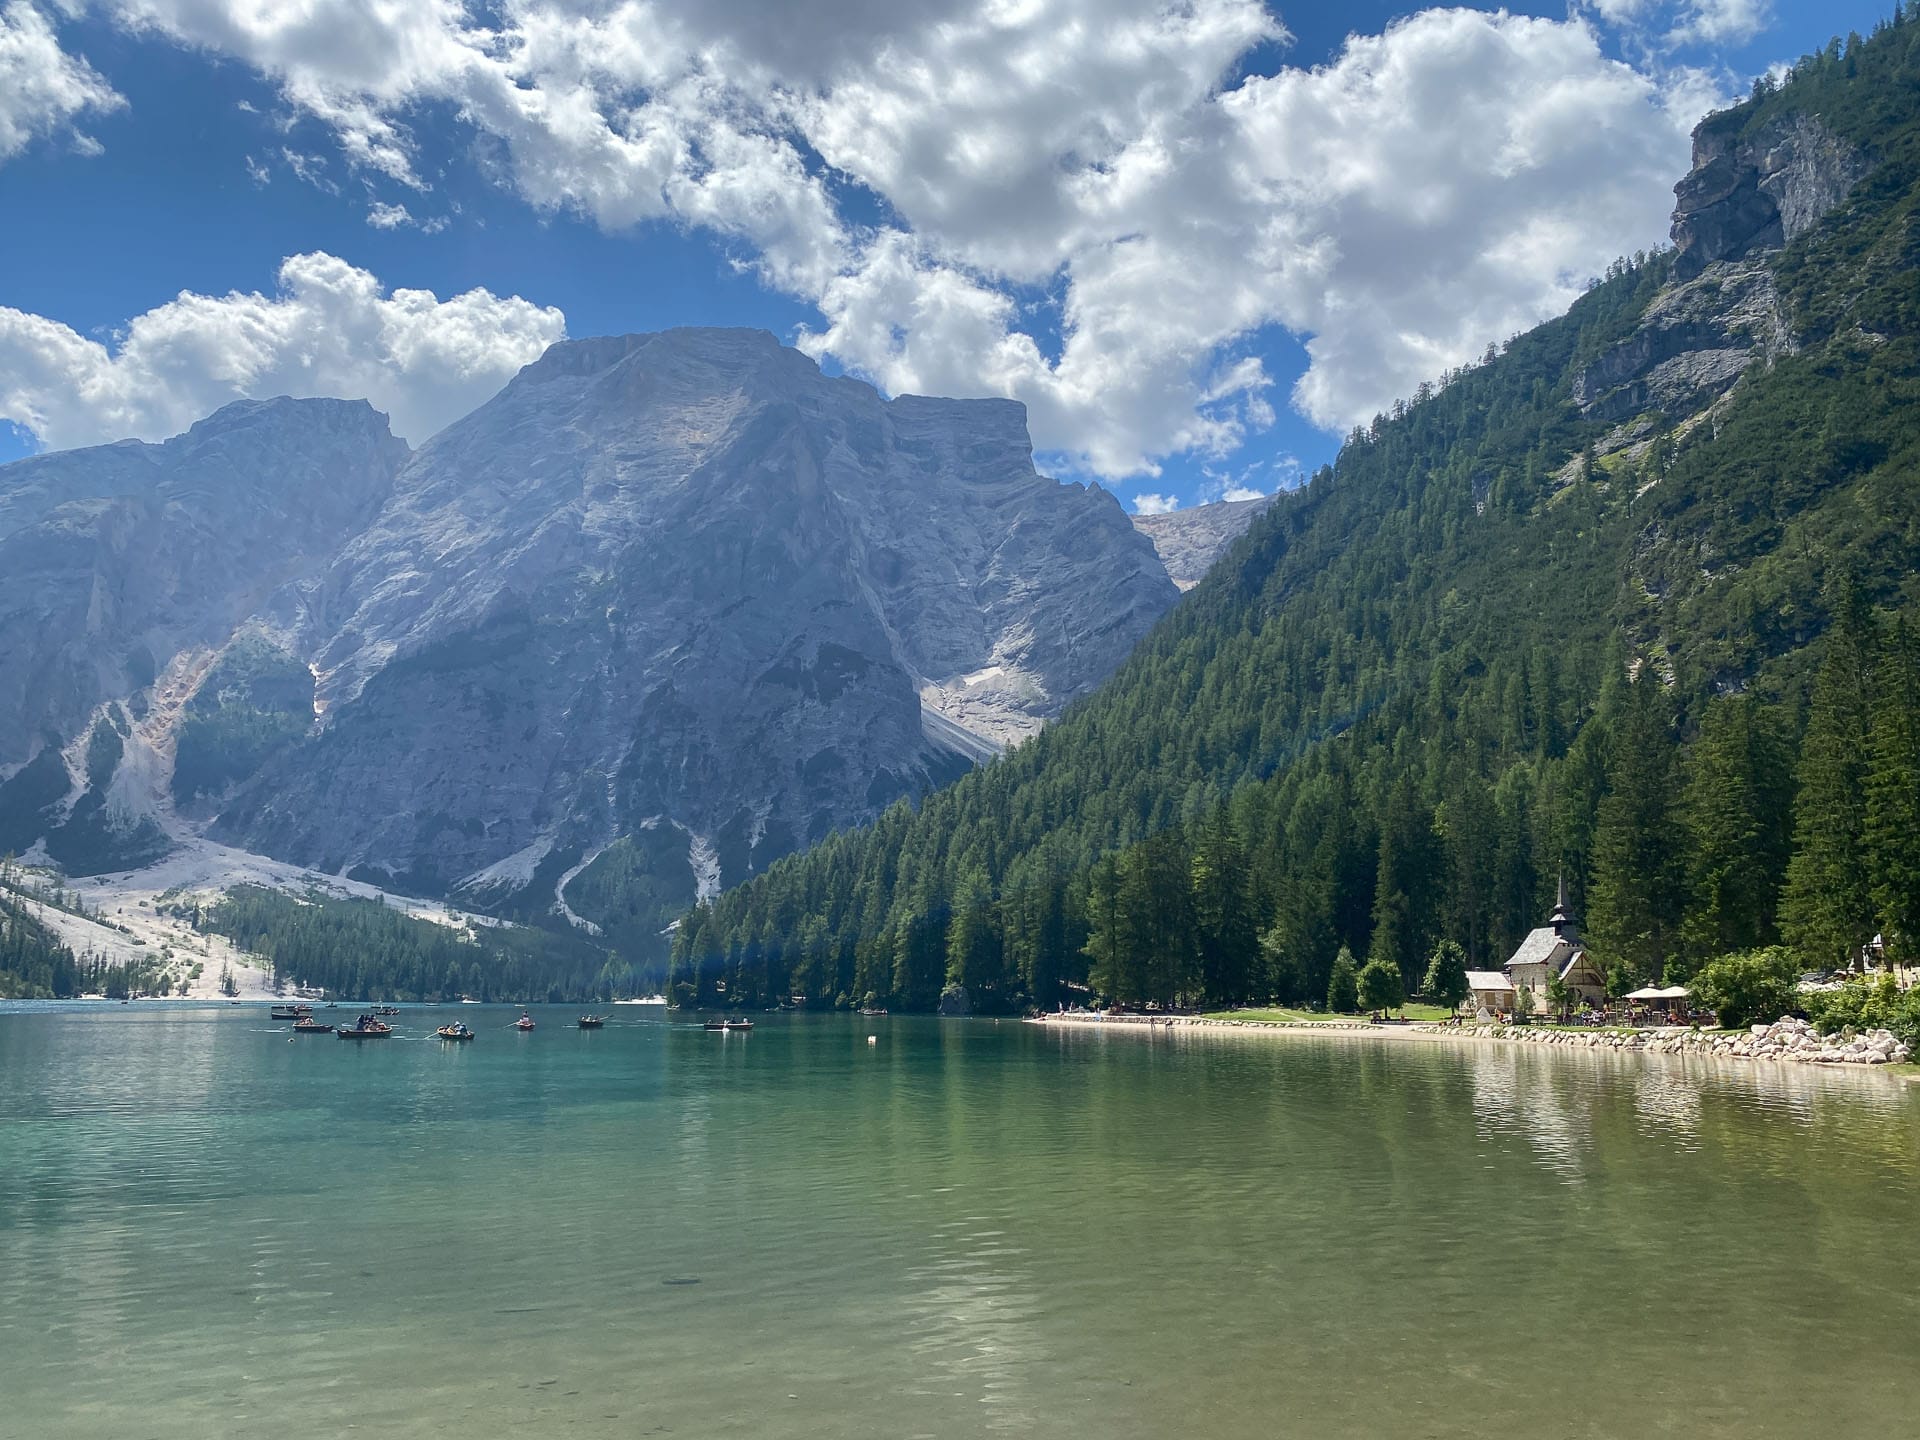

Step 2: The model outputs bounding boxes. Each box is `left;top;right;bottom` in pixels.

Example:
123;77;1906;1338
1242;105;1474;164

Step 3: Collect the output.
515;1011;536;1031
703;1018;754;1032
270;1004;312;1020
292;1017;335;1034
337;1018;392;1039
436;1023;475;1041
577;1015;607;1028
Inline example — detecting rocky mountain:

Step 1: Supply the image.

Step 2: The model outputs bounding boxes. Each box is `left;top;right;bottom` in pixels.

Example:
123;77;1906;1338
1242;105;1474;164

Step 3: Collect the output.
0;330;1177;957
0;399;407;869
1132;497;1275;590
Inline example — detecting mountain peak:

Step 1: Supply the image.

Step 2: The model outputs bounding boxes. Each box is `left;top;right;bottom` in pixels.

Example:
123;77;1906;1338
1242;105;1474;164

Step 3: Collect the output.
515;327;800;385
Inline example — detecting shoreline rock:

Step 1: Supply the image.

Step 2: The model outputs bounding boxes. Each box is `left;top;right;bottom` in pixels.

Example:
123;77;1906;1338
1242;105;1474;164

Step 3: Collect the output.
1027;1011;1912;1072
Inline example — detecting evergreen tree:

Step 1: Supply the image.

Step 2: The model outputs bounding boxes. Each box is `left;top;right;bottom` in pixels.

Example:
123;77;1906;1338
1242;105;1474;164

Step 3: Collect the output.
1082;856;1136;1003
1327;946;1360;1014
1587;669;1684;984
1422;938;1470;1010
1257;921;1304;1005
1679;694;1794;965
1190;812;1257;1004
1783;592;1878;967
1369;778;1441;985
944;868;1002;997
1866;620;1920;963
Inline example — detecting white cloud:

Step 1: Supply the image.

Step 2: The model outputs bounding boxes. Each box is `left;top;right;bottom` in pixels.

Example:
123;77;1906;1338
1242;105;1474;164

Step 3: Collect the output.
67;2;1729;476
0;252;566;449
1131;492;1179;515
367;200;447;233
1668;0;1771;47
0;1;123;162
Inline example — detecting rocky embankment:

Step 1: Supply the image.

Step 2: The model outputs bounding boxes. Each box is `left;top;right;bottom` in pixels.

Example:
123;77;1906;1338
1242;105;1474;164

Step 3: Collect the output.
1414;1014;1911;1067
1031;1011;1912;1071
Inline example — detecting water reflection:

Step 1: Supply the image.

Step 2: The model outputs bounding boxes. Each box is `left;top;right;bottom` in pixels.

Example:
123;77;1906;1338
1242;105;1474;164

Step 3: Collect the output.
2;1006;1918;1440
1633;1068;1704;1148
1468;1046;1595;1183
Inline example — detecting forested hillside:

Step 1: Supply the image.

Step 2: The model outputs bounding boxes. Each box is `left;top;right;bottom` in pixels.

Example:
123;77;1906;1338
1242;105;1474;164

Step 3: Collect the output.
675;13;1920;1014
193;886;632;1003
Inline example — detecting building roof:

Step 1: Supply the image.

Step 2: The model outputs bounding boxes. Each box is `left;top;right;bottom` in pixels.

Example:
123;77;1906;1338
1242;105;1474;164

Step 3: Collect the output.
1506;926;1575;972
1465;970;1516;992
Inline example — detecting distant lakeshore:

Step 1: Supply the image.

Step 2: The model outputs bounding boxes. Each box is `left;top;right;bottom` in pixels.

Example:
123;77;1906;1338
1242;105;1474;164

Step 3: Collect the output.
1025;1010;1919;1080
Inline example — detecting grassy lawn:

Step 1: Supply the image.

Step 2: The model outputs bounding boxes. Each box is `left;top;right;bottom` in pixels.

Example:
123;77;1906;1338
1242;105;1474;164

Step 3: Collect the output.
1203;1004;1454;1025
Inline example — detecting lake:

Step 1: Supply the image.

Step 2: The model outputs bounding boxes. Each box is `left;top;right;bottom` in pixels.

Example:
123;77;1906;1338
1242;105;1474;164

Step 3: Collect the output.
2;1003;1917;1438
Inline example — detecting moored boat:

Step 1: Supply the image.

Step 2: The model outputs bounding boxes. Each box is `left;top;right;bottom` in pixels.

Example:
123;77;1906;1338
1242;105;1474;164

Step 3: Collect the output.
270;1004;312;1020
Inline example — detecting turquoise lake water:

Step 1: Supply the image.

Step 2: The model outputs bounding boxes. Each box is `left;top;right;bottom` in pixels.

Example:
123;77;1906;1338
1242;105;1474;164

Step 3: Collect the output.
2;1003;1917;1438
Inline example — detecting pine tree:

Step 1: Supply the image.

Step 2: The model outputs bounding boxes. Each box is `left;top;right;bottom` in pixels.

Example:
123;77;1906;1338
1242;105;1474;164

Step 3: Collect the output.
1783;592;1878;967
1866;620;1920;963
1326;945;1360;1014
1190;812;1257;1004
1422;938;1470;1010
944;868;1002;996
1680;695;1794;965
1082;855;1135;1003
1369;778;1440;985
1587;669;1684;984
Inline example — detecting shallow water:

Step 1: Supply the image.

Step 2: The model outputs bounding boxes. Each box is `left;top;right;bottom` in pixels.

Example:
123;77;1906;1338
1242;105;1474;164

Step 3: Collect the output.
2;1003;1916;1438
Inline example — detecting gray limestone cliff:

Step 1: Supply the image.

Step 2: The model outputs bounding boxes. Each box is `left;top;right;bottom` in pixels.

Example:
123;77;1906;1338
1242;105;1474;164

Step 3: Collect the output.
188;330;1177;942
1132;496;1275;590
1671;112;1867;278
1572;109;1865;428
0;400;408;870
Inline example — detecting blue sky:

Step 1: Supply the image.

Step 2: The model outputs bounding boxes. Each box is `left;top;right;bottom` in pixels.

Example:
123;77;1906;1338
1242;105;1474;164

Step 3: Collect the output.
0;0;1896;509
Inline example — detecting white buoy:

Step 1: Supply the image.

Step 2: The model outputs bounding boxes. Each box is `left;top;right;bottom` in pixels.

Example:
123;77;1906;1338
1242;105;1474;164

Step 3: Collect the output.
868;1035;877;1045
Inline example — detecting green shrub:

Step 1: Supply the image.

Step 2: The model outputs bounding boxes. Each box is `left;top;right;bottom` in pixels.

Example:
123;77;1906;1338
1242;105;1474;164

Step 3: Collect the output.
1689;947;1801;1029
1805;973;1920;1047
